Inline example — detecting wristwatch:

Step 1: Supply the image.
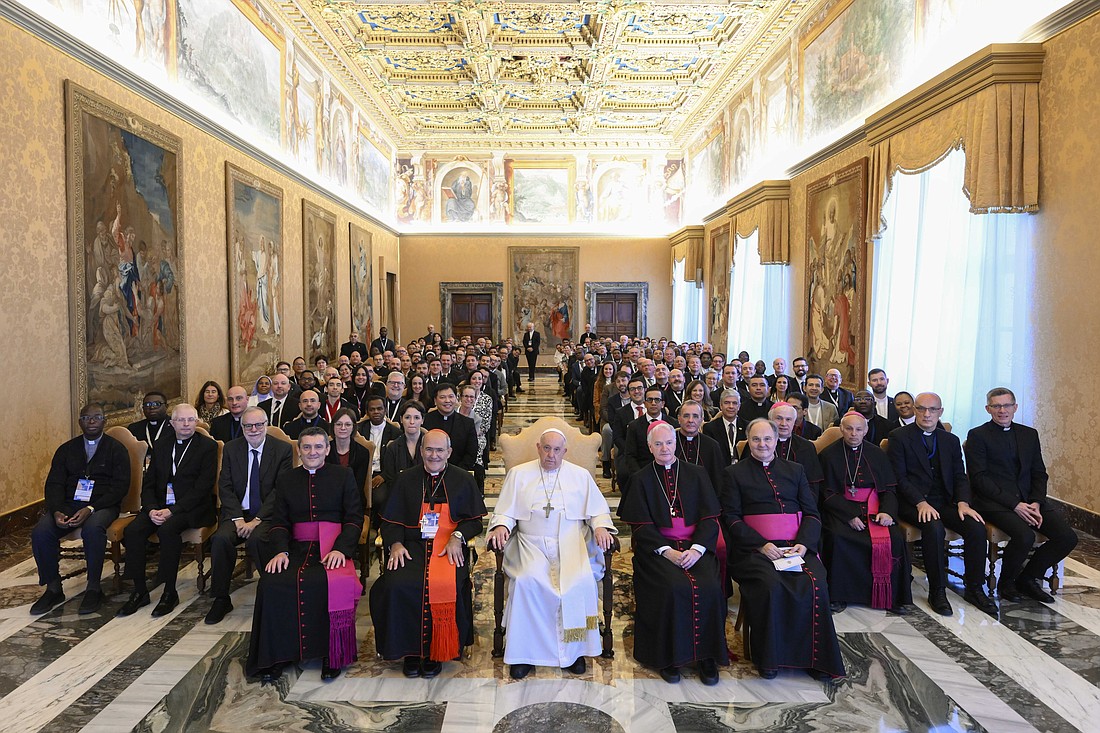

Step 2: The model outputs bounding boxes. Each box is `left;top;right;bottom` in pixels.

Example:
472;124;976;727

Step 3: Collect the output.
452;531;466;545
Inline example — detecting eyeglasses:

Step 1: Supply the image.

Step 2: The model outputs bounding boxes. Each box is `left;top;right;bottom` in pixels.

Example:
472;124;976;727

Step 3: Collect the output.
914;406;942;414
644;397;664;403
79;415;106;423
143;401;165;408
242;421;268;430
988;402;1016;410
173;417;198;424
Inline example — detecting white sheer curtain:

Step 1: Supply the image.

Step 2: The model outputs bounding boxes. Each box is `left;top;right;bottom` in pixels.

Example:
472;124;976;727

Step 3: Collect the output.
672;258;704;343
726;231;791;364
869;147;1035;434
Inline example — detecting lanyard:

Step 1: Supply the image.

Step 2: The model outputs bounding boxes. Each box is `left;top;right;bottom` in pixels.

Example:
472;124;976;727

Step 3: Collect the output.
423;469;447;510
171;439;192;477
146;421;166;448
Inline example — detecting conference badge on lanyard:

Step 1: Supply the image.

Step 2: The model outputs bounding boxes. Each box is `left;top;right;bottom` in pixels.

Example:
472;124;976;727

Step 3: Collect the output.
74;478;94;502
420;511;439;539
166;482;176;506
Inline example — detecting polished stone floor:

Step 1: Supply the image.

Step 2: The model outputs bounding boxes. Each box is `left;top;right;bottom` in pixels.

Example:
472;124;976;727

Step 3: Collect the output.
3;373;1100;732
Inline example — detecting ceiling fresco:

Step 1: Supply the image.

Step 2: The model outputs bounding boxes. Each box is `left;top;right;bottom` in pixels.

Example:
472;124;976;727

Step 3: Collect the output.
283;0;814;149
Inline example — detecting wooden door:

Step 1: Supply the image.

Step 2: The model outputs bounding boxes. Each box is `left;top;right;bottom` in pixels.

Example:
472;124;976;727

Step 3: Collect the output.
595;293;637;340
451;293;493;341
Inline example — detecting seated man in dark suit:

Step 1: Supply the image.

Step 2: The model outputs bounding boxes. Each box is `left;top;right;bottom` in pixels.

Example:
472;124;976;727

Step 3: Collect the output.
206;407;293;624
965;387;1078;604
31;403;130;615
210;385;249;443
619;385;674;497
358;394;402;476
118;404;218;618
821;369;854;415
423;383;479;475
285;390;330;440
260;374;299;429
128;390;174;462
888;392;998;617
703;388;746;466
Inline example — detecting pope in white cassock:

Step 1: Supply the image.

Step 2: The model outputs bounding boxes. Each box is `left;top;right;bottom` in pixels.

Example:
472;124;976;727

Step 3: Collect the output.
488;428;616;680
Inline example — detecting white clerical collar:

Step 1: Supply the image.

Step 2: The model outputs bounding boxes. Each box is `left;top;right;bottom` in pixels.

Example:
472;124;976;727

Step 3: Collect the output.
922;431;933;436
684;435;695;441
659;462;675;469
429;471;441;477
86;437;100;445
902;416;916;424
307;468;317;474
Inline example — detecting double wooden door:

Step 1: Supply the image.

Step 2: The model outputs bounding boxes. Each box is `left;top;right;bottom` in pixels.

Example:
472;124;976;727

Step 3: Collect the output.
450;293;493;341
595;292;637;340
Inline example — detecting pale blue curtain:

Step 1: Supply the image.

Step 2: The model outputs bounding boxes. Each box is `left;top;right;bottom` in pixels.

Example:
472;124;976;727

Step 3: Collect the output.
869;147;1035;434
727;231;791;364
672;258;704;343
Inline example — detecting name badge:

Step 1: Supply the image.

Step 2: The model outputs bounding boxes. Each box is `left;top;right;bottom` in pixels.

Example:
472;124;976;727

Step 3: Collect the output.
166;482;176;506
74;478;94;502
420;511;439;539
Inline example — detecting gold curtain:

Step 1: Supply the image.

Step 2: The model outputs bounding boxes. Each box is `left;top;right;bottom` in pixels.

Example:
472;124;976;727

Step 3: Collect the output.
866;44;1043;239
669;226;704;286
725;180;792;265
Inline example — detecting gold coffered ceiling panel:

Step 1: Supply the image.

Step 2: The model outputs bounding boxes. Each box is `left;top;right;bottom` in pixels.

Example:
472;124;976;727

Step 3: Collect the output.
291;0;814;149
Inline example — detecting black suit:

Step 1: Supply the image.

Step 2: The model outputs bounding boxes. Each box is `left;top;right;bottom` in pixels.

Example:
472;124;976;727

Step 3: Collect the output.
358;420;402;474
579;331;598;345
703;416;746;466
209;437;293;598
663;387;687;417
739;398;774;423
821;387;854;415
887;424;986;590
378;434;423;516
618;412;674;496
32;434;131;588
965;421;1077;588
423;410;479;473
123;433;217;592
794;420;823;441
260;396;299;429
612;402;646;455
522;329;541;381
370;336;395;354
863;413;893;446
210;413;245;443
127;419;175;465
340;340;368;360
874;395;900;423
284;415;330;440
327;439;375;508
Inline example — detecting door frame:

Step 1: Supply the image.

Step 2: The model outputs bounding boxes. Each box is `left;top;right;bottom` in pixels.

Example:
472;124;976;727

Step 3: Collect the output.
585;281;649;338
440;281;503;342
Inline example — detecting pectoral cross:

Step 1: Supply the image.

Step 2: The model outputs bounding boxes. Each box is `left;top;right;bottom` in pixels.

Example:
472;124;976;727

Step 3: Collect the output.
543;501;554;518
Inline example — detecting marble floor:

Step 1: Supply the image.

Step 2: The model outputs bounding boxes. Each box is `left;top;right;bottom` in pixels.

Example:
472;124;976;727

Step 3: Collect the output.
3;372;1100;732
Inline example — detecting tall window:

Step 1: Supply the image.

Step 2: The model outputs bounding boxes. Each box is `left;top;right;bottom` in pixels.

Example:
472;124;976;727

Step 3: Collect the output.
672;258;704;343
726;231;791;364
869;147;1035;433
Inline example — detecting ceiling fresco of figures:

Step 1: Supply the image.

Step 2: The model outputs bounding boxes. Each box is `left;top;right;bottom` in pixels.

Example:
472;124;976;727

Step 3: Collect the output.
289;0;814;149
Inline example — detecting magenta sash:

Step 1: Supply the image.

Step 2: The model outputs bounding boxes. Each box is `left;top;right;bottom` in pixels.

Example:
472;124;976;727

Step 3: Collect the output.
844;487;892;609
293;521;364;667
659;517;726;582
744;512;802;542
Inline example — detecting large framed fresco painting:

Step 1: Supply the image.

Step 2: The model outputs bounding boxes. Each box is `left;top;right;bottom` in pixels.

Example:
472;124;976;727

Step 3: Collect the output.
66;81;185;425
303;201;338;362
226;163;284;386
507;161;574;225
508;247;578;349
805;157;868;387
800;0;915;137
349;223;374;342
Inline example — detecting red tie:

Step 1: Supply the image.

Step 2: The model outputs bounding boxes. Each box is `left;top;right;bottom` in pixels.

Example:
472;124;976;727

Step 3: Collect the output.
636;405;644;419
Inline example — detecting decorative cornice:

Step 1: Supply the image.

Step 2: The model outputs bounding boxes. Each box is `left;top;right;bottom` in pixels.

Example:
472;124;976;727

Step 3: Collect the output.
725;180;792;219
785;126;867;178
0;0;398;236
864;43;1045;147
668;224;705;247
1020;0;1100;42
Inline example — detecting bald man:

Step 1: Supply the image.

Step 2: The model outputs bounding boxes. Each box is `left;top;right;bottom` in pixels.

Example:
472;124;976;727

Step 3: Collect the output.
260;374;299;429
210;385;250;442
819;412;911;614
488;429;616;679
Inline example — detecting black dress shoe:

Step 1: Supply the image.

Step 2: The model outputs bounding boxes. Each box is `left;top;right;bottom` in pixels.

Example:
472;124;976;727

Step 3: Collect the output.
829;601;847;614
890;603;909;616
928;589;953;616
563;657;586;675
151;590;179;618
402;656;422;678
510;663;534;680
659;665;681;683
964;585;1000;617
30;589;65;615
420;659;442;678
116;591;151;617
602;464;613;479
759;667;778;680
78;589;104;615
699;659;719;686
258;665;283;685
321;660;341;681
204;597;234;625
998;583;1023;602
1016;576;1055;603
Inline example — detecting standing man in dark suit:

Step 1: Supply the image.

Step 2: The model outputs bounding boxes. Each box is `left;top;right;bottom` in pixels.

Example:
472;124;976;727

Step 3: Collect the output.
868;368;899;422
340;331;368;362
118;404;217;618
370;326;395;356
210;385;249;443
423;383;479;475
260;374;299;429
205;407;293;624
965;387;1078;604
821;369;854;415
31;403;131;615
578;323;597;345
522;322;541;383
703;390;746;466
888;392;998;617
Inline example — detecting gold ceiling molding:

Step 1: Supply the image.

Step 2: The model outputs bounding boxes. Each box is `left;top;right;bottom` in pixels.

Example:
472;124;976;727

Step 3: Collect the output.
724;180;791;264
265;0;817;150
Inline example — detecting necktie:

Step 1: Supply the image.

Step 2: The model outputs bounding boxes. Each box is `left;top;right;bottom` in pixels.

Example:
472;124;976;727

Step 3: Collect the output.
247;449;261;515
636;405;644;419
272;400;282;425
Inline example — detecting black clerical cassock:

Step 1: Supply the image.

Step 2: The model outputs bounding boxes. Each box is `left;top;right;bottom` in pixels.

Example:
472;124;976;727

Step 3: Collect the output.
370;464;486;662
246;464;363;676
739;435;824;500
722;457;845;678
620;460;729;671
819;440;911;610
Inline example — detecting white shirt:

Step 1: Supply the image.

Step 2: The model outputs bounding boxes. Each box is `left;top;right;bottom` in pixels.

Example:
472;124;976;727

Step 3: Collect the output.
874;395;890;419
368;421;386;472
238;440;265;517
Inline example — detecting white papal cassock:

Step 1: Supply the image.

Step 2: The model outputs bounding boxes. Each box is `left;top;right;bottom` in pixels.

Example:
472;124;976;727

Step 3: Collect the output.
490;459;617;666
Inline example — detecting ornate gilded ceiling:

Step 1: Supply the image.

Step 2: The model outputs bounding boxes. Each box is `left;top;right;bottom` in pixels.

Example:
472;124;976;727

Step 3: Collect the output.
286;0;814;150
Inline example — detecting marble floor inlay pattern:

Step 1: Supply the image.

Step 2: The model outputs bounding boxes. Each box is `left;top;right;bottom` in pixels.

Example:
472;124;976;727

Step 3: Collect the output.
1;373;1099;731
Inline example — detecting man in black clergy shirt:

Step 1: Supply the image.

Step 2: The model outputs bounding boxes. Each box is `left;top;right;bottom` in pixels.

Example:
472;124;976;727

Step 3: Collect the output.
118;404;217;618
740;376;774;423
370;429;486;679
128;390;174;462
887;392;998;617
205;407;294;625
31;403;130;615
210;385;249;443
285;389;330;440
821;368;854;415
423;383;479;474
965;387;1077;604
